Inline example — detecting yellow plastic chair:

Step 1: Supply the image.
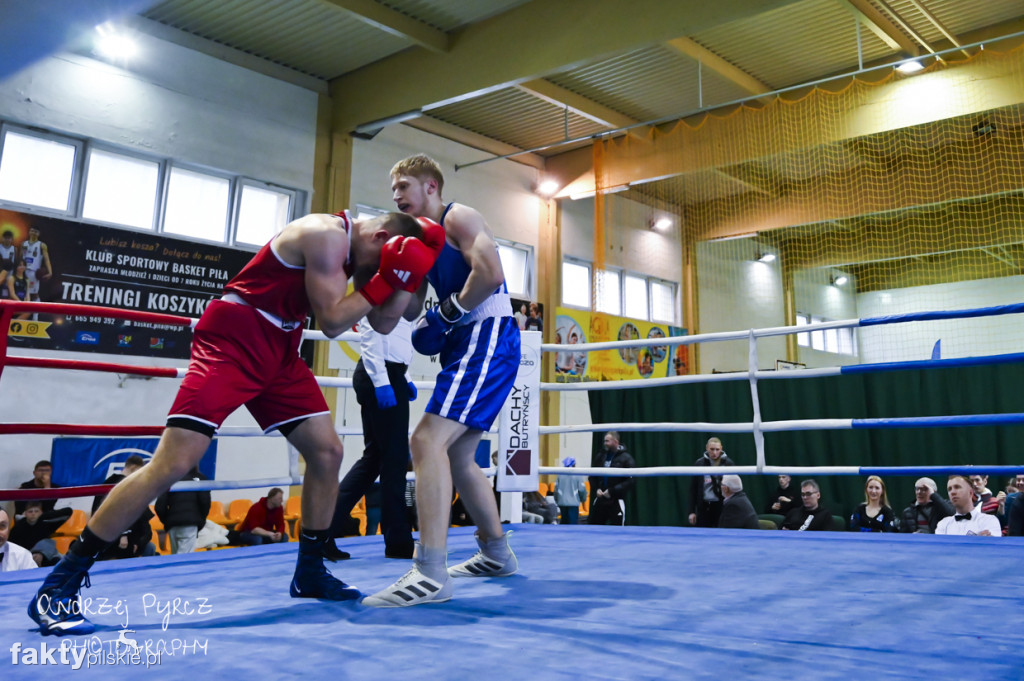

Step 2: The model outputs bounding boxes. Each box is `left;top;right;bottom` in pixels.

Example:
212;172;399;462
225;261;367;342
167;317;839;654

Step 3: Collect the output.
54;509;87;537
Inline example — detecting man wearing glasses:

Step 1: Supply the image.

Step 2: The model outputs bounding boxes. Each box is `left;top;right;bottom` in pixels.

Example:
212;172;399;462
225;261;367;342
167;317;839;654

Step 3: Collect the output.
781;479;834;531
897;477;954;534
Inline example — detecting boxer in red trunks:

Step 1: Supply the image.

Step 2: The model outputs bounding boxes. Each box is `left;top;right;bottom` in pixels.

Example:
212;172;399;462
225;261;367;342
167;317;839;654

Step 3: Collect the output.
29;210;445;635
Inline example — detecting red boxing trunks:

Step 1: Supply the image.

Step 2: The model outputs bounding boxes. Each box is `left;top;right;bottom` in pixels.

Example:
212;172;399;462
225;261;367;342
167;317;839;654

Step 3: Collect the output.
168;299;329;434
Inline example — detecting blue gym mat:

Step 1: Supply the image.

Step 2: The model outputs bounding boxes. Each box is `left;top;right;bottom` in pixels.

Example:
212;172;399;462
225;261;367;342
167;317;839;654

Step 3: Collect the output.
3;525;1022;680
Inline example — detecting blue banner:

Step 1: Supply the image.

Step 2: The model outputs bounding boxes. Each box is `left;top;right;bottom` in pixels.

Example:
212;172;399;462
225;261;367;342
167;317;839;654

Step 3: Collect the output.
51;438;217;486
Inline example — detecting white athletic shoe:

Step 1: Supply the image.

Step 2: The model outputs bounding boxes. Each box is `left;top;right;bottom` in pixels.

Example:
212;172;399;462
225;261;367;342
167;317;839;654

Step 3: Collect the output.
448;531;517;578
362;565;453;608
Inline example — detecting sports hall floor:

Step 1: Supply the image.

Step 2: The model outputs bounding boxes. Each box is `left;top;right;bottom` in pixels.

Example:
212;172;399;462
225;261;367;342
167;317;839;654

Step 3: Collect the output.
2;525;1021;680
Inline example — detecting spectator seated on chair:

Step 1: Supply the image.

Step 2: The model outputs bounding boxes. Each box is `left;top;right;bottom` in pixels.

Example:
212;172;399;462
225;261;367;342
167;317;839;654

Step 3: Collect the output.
93;455;157;560
8;502;65;567
231;488;289;545
15;460;69;520
0;508;37;572
718;475;759;530
781;479;834;531
898;477;954;534
523;491;558;524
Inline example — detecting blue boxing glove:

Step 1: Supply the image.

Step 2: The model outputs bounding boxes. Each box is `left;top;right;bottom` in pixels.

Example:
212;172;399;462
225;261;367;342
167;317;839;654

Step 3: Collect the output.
407;378;418;401
411;293;467;356
374;384;397;409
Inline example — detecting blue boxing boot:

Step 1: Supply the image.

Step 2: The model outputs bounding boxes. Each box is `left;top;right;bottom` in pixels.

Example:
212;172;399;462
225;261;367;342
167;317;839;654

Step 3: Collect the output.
290;528;360;601
28;552;96;636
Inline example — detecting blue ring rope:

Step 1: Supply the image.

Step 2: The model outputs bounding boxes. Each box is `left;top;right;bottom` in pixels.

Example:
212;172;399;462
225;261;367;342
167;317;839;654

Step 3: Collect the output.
859;301;1024;327
840;352;1024;375
852;413;1024;429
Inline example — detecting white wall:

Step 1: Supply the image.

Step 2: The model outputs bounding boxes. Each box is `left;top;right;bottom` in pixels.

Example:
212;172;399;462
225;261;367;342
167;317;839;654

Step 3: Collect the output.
0;35;319;512
697;239;786;372
0;36;319;191
858;275;1024;363
351;125;541;253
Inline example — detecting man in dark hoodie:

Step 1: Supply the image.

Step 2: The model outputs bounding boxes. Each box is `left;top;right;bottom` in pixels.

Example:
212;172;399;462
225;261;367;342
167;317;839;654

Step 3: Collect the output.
154;467;210;554
588;431;636;525
688;437;734;527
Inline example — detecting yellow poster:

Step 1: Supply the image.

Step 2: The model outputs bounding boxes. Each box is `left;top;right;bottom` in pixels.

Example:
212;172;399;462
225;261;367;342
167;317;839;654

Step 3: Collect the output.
553;307;688;382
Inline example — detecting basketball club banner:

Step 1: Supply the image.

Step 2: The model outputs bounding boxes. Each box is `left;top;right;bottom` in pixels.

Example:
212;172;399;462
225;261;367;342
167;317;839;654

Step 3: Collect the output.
51;437;217;486
1;209;252;359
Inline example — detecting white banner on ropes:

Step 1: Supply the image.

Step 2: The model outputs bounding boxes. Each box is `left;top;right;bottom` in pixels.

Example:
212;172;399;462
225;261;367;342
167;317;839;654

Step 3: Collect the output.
496;330;541;493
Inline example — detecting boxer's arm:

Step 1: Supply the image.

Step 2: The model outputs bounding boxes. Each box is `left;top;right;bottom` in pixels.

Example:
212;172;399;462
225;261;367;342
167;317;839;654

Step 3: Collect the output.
304;228;373;339
445;204;504;310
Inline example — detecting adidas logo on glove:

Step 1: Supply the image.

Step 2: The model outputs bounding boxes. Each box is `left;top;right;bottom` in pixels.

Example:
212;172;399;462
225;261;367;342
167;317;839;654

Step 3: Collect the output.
393;269;411;283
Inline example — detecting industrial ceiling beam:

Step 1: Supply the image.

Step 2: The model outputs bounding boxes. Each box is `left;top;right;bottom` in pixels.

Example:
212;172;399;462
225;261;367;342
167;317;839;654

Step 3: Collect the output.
329;0;804;132
321;0;448;53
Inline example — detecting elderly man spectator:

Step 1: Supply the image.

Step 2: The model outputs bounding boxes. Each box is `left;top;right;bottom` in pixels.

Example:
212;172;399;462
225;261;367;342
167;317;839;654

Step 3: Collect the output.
935;474;1001;536
0;509;37;572
718;475;759;530
781;480;834;531
688;437;735;527
898;477;954;534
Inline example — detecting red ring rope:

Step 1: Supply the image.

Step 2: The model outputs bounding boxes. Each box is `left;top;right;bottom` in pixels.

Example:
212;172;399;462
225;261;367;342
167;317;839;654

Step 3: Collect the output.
6;356;182;378
0;484;115;501
0;424;164;436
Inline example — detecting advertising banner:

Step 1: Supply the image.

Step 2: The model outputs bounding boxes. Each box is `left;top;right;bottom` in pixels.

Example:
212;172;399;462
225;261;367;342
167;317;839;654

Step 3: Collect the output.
553;307;688;382
496;330;541;493
51;437;217;486
1;209;252;359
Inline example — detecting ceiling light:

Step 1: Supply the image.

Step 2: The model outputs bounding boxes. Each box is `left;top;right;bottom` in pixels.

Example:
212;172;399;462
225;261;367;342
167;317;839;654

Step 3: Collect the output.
896;59;924;74
651;216;673;231
94;24;137;61
536;180;559;197
756;252;776;263
832;275;848;286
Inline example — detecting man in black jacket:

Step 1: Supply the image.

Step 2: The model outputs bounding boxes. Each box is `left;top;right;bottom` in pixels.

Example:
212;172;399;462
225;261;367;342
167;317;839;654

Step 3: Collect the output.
898;477;954;534
781;479;834;531
92;456;155;560
154;467;210;554
588;431;635;525
719;475;759;530
688;437;735;527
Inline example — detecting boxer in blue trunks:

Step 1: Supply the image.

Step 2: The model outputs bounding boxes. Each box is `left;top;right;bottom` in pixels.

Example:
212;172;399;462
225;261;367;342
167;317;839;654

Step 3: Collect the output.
364;154;521;607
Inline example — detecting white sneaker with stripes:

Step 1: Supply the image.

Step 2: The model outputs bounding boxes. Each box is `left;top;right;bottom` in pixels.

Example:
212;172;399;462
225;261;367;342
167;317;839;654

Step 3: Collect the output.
448;531;517;578
362;565;452;608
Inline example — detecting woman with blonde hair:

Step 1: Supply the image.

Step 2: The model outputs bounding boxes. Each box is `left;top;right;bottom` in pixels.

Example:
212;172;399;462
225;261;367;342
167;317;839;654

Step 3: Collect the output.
849;475;897;532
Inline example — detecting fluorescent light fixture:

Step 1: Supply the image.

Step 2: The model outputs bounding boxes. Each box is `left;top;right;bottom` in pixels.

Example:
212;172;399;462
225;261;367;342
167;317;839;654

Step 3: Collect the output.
757;252;776;263
896;59;924;74
536;179;559;197
709;232;758;243
94;24;137;61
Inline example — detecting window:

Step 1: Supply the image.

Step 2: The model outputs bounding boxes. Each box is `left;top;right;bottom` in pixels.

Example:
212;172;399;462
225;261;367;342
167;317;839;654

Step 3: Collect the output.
623;274;649;321
0;121;306;252
235;182;293;246
562;259;591;308
0;128;79;212
651;279;676;324
83;148;160;230
797;312;857;356
496;240;532;298
163;167;231;242
796;314;811;347
595;269;620;315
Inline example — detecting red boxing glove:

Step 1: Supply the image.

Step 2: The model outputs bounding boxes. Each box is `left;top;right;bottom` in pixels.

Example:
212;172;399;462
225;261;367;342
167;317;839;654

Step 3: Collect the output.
359;235;436;306
416;217;446;259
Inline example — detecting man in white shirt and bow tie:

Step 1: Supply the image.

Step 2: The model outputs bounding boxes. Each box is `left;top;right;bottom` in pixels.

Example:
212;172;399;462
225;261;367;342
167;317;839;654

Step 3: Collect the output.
935;474;1001;536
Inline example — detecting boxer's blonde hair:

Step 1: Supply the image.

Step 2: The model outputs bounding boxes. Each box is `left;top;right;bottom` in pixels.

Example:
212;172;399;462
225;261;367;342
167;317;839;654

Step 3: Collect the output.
391;154;444;196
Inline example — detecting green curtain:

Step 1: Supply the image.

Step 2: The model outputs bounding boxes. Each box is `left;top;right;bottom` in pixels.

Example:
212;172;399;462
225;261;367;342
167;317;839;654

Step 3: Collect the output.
587;362;1024;527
